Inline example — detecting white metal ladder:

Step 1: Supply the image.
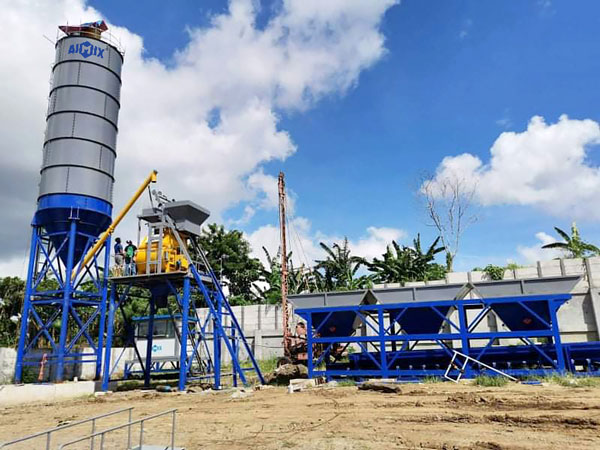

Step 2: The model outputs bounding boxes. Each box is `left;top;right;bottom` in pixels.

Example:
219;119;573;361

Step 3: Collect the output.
444;350;518;383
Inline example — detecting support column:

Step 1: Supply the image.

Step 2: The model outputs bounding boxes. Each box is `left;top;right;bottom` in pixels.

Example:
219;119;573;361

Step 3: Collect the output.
549;299;566;373
213;292;222;389
178;277;190;391
232;326;238;388
378;308;389;378
15;227;39;383
102;282;117;391
306;314;314;378
456;303;471;378
95;237;111;380
56;220;78;382
144;295;156;388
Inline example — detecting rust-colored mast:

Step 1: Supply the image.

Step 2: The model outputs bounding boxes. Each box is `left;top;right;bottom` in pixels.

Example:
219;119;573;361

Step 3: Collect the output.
278;171;290;357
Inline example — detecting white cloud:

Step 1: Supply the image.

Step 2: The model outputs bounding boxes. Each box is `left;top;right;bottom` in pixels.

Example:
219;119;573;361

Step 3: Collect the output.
345;226;407;261
246;219;405;268
425;115;600;220
495;117;512;129
517;232;564;263
0;0;397;275
459;19;472;40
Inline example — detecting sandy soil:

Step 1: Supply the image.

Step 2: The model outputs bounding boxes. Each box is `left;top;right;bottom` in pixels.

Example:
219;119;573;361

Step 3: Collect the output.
1;382;599;449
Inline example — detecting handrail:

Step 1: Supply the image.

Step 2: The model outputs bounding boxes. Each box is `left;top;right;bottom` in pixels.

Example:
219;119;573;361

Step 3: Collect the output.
58;409;177;450
0;407;133;450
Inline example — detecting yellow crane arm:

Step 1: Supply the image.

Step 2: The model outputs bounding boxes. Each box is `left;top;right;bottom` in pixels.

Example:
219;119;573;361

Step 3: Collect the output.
72;169;158;280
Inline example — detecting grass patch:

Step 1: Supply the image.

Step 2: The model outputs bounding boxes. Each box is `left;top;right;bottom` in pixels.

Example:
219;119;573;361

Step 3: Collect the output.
423;376;443;383
534;374;600;388
473;375;509;387
116;378;178;391
335;379;357;387
257;356;279;374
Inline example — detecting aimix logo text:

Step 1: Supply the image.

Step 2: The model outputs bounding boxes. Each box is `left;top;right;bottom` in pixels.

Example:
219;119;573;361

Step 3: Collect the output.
68;41;105;59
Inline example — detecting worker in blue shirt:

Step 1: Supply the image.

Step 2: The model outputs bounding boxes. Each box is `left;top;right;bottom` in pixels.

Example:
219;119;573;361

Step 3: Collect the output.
114;237;124;276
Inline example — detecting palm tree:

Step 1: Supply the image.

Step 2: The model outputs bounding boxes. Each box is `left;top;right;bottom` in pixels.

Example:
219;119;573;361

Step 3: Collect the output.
542;222;600;259
314;238;366;291
366;235;445;285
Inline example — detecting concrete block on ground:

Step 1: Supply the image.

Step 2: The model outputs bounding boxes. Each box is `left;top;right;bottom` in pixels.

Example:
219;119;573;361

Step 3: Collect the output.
0;381;95;407
0;348;16;384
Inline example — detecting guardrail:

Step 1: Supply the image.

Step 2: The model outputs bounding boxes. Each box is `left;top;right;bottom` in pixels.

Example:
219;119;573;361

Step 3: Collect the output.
57;409;177;450
0;407;133;450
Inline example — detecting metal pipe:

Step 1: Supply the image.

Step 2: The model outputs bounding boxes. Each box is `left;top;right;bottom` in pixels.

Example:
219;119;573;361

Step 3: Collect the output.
72;169;158;279
171;410;176;450
139;421;144;449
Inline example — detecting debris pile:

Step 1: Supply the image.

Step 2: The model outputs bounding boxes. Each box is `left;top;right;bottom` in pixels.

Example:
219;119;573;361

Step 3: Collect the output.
265;364;308;385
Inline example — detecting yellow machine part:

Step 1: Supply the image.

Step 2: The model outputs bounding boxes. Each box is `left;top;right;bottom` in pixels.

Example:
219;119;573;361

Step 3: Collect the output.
136;230;189;274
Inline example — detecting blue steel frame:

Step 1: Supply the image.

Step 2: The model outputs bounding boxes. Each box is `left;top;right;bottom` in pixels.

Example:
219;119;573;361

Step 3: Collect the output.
124;360;180;379
295;294;599;380
101;265;265;391
15;220;110;383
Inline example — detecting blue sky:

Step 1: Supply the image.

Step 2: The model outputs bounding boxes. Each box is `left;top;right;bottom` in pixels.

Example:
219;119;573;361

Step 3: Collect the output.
2;0;599;275
90;0;600;269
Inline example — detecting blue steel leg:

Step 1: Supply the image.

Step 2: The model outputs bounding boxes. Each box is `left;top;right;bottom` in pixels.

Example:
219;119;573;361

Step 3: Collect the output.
549;300;566;373
15;227;39;383
307;314;314;378
213;292;221;389
178;277;190;391
95;237;110;380
457;303;472;378
144;296;156;388
378;309;389;378
102;282;117;391
56;220;78;382
232;326;238;388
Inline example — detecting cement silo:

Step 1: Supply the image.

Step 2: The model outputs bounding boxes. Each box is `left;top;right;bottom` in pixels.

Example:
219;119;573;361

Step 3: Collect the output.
15;21;124;382
38;20;123;262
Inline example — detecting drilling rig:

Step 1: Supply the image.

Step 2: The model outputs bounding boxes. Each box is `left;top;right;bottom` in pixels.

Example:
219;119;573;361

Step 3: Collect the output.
277;172;308;366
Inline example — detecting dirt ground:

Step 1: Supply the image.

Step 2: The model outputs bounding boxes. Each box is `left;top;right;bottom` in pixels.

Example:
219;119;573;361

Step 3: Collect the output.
1;381;599;450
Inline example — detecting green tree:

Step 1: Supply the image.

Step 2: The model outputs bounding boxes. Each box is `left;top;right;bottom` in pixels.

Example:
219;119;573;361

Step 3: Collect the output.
366;235;446;285
198;223;263;302
256;247;321;304
542;222;600;259
472;264;505;281
0;277;25;347
315;238;367;291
